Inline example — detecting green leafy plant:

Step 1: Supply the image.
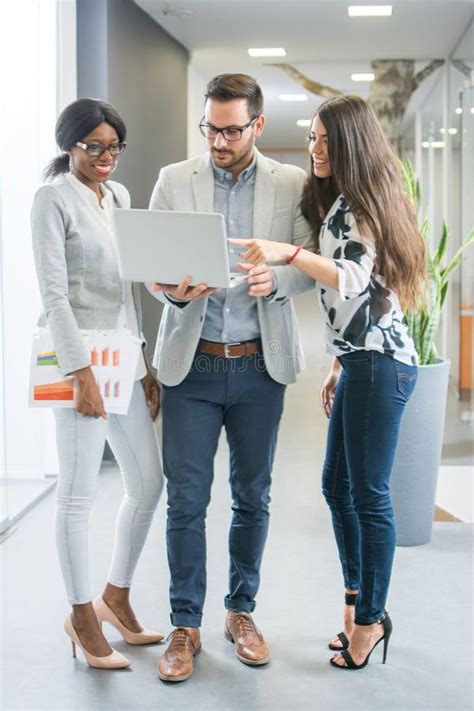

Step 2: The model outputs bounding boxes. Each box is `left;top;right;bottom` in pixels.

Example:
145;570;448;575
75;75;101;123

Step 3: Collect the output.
402;160;474;365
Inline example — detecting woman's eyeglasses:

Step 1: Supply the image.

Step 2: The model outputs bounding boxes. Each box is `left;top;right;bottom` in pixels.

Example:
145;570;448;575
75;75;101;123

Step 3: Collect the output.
75;141;127;157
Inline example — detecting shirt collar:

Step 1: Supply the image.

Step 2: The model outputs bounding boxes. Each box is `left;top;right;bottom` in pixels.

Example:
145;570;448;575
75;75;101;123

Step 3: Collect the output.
210;151;257;184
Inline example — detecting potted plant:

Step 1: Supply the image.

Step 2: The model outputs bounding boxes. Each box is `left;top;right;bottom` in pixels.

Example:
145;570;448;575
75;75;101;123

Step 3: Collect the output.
390;161;474;546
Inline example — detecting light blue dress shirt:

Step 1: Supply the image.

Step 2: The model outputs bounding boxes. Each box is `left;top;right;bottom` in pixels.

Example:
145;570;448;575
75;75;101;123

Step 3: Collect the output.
200;154;262;343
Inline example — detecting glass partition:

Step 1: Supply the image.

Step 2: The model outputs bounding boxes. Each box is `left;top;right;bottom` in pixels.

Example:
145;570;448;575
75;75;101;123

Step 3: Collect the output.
451;21;474;404
0;0;76;537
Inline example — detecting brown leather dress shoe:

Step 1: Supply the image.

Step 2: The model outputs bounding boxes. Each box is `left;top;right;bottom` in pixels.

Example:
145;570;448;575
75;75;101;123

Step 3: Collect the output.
158;627;201;682
225;611;270;666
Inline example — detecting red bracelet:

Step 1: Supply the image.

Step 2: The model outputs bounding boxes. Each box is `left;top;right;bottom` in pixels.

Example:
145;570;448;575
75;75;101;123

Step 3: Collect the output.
287;245;302;264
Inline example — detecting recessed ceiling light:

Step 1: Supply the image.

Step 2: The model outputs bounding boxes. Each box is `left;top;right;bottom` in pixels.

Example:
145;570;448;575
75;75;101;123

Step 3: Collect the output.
296;119;311;127
280;94;308;101
441;127;459;136
248;48;286;57
455;107;463;114
471;107;474;114
351;73;375;81
422;141;445;149
348;5;392;17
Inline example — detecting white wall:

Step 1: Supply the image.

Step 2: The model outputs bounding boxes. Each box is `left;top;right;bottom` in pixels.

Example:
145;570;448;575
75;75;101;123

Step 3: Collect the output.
0;0;76;480
260;149;308;171
187;62;208;159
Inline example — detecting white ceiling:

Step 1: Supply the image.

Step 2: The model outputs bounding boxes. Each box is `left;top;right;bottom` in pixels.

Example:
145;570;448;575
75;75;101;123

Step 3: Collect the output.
135;0;474;147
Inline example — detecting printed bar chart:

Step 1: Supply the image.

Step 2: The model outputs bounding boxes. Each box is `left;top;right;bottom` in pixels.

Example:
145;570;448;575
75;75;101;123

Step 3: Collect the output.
36;351;59;367
34;380;74;401
30;329;140;414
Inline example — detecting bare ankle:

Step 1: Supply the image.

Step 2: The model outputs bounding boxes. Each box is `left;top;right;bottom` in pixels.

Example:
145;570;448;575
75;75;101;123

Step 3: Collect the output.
103;583;130;607
72;602;97;626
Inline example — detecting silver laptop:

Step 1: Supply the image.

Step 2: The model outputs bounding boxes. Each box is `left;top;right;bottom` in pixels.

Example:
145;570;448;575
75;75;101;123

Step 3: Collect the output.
113;208;246;289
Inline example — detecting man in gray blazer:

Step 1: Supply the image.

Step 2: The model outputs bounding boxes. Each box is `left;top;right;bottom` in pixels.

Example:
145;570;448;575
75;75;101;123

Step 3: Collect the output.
149;74;315;682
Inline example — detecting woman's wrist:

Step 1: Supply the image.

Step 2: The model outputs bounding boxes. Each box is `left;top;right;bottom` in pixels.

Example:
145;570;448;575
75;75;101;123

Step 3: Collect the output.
331;357;342;372
74;365;93;383
286;244;302;264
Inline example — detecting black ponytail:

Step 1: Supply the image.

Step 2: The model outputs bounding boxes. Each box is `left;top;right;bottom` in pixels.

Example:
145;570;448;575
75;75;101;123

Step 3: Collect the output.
43;153;70;180
43;98;126;181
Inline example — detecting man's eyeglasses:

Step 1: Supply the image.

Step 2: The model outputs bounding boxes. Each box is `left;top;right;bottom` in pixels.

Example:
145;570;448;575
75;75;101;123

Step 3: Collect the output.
75;141;127;157
198;117;258;142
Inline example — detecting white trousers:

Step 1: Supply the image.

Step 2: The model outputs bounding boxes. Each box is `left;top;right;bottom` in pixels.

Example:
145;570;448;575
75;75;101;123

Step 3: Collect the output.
54;382;163;604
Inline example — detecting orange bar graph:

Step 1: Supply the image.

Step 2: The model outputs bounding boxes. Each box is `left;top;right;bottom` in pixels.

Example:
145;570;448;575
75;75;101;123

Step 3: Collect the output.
102;348;109;366
34;380;74;401
91;347;98;366
113;349;120;366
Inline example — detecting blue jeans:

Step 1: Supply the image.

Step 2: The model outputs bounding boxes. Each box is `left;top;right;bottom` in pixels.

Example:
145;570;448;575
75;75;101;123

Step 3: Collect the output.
161;352;286;628
322;351;417;625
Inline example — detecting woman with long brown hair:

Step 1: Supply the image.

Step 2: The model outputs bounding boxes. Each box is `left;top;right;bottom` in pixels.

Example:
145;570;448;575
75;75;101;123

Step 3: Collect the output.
231;95;426;670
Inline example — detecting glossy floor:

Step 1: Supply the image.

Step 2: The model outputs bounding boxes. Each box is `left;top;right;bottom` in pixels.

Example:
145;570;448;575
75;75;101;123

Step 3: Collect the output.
2;294;472;710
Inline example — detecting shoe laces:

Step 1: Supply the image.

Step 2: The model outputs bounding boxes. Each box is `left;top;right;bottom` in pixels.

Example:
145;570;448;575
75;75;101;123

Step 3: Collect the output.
230;613;263;639
166;627;198;652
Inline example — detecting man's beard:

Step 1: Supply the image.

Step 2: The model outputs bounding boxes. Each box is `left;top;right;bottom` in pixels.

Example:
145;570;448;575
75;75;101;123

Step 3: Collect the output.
210;140;253;170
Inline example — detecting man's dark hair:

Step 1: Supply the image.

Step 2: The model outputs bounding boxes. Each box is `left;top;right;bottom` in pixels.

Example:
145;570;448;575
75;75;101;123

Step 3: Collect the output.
205;74;263;118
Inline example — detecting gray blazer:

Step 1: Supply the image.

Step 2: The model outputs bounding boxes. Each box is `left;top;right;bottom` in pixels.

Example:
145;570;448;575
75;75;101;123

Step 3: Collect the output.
31;177;142;376
148;149;316;386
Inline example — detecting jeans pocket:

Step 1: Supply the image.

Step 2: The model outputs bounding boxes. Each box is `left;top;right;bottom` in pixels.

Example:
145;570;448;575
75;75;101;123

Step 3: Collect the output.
341;350;373;364
394;360;418;400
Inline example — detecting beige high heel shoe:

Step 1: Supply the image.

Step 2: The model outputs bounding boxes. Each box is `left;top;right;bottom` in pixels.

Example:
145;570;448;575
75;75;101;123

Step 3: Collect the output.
64;614;131;669
93;595;164;645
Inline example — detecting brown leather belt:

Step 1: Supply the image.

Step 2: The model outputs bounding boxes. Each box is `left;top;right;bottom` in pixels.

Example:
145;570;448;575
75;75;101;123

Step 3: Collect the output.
197;339;262;359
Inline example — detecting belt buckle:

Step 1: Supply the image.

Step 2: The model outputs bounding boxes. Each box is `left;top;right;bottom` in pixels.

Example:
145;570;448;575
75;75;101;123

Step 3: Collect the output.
224;342;241;358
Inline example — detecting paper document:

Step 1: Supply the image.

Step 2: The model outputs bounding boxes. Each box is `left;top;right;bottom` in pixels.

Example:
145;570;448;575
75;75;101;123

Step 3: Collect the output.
29;328;141;415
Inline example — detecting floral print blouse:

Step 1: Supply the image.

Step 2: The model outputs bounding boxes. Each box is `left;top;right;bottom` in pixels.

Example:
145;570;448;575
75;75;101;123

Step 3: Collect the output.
318;195;418;366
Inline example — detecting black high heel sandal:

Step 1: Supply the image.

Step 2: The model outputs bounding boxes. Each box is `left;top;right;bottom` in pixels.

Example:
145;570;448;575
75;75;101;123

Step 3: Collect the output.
330;612;392;670
328;592;358;651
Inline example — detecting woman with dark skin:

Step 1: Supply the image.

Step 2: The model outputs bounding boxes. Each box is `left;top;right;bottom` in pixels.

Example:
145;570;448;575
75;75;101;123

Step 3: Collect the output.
32;99;163;668
232;95;426;670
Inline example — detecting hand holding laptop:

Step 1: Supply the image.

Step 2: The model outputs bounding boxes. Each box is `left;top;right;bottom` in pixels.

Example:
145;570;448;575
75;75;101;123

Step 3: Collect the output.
151;275;218;302
152;261;273;300
234;262;275;297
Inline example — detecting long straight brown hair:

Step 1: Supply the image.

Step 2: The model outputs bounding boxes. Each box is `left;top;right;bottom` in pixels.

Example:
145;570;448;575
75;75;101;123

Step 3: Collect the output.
301;95;426;310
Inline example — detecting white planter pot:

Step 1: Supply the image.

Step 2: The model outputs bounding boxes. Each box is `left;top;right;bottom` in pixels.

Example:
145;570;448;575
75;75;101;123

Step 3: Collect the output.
391;359;451;546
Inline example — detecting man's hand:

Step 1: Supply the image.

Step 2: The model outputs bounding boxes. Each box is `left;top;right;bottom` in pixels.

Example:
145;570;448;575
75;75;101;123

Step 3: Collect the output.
151;275;218;302
236;261;274;297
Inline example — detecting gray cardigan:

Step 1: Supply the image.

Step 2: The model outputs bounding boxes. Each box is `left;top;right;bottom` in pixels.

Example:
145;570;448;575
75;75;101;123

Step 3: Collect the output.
31;177;142;376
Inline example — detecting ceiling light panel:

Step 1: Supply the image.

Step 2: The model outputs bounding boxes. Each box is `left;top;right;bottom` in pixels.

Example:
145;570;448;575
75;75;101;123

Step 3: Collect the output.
280;94;308;101
248;48;286;57
351;73;375;81
348;6;392;17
